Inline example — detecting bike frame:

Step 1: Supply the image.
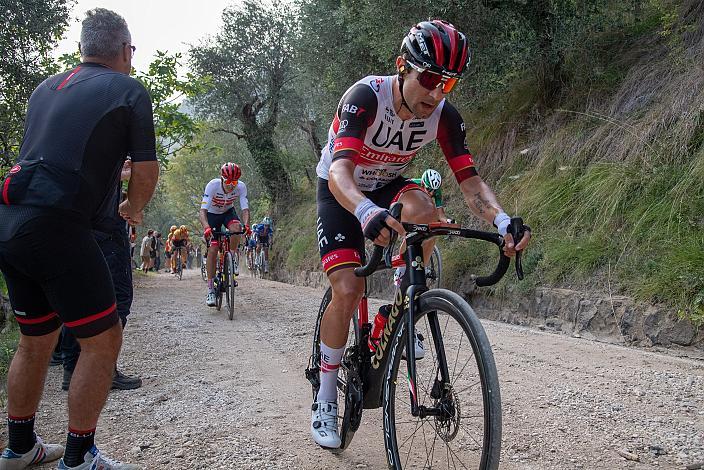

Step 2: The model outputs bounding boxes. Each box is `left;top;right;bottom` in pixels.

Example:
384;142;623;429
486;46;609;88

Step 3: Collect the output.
358;219;516;412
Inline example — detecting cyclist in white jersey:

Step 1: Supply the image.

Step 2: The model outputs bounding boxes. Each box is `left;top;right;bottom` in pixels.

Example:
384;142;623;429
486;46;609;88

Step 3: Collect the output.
311;20;532;448
199;162;250;307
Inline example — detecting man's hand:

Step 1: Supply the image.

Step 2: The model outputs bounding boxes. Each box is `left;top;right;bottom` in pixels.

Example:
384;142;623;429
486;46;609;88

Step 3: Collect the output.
203;227;212;239
121;159;132;181
362;209;406;246
119;199;143;225
502;228;531;257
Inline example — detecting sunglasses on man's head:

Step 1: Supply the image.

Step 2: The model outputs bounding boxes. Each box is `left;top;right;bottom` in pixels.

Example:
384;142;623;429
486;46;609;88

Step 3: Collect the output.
405;61;459;94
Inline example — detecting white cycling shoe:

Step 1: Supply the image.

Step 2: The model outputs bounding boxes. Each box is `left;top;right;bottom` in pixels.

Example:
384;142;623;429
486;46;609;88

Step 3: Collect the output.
310;400;341;449
206;292;216;307
402;329;425;360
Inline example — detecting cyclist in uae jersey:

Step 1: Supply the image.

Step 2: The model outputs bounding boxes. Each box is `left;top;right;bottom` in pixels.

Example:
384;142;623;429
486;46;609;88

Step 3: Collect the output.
311;19;532;449
198;162;250;307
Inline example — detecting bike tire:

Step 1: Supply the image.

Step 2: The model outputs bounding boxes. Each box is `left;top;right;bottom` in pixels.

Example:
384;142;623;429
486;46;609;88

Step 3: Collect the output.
215;257;223;311
177;251;183;281
225;252;236;321
383;289;502;470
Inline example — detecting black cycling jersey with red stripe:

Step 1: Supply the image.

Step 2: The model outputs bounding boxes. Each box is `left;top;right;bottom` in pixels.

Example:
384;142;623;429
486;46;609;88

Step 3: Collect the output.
1;62;156;225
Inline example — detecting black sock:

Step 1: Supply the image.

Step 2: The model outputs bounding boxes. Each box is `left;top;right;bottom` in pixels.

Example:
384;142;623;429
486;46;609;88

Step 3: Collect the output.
7;414;36;454
63;427;95;467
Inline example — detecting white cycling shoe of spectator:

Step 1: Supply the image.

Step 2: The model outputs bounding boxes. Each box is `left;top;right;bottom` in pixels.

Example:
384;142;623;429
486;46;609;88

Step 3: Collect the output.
0;435;63;469
57;446;139;469
206;291;216;307
310;400;341;449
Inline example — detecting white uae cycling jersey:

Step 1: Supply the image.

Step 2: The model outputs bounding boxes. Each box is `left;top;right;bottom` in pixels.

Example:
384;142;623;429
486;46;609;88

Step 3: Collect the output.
316;75;446;192
200;178;249;214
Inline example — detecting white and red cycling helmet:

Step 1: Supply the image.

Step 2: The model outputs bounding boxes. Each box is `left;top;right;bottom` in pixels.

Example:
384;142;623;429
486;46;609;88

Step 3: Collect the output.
220;162;241;182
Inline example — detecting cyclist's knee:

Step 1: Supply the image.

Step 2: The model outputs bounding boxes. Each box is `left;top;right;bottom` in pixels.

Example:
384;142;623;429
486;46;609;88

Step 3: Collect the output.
329;271;364;310
398;190;436;223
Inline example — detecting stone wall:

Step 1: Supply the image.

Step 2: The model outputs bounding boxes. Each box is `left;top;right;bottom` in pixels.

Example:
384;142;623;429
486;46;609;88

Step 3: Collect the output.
272;267;703;351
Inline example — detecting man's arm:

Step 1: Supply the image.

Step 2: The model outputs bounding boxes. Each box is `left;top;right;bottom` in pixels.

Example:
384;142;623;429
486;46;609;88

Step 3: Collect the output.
241;208;250;228
459;176;530;254
199;209;210;230
120;161;159;225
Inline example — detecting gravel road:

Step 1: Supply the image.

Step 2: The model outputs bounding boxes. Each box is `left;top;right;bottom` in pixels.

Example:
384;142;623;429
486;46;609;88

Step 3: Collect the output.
6;270;702;469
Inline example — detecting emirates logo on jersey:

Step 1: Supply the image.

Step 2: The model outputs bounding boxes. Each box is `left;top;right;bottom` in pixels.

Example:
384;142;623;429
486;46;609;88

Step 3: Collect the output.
9;164;21;174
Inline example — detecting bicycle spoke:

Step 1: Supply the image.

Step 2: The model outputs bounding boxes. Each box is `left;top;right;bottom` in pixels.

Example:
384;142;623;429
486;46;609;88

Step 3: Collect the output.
426;420;473;470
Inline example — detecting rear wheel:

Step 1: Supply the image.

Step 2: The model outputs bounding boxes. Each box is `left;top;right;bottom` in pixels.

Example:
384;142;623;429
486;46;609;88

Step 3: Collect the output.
426;245;442;289
383;289;502;470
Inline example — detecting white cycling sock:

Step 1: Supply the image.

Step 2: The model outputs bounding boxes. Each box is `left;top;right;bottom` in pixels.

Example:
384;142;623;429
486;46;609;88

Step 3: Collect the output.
318;342;344;403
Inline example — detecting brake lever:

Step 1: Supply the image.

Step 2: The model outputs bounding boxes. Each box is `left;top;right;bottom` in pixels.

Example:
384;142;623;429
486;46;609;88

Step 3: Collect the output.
509;217;525;280
383;203;403;268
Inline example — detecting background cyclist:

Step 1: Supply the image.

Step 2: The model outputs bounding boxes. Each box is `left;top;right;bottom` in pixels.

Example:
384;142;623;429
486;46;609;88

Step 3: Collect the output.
254;217;274;274
199;162;250;307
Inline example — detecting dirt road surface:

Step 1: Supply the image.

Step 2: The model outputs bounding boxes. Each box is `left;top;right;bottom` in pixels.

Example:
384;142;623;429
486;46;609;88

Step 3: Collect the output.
6;270;703;469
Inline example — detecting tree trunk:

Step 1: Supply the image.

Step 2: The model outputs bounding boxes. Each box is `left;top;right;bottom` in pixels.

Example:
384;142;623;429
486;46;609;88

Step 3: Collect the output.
240;104;292;203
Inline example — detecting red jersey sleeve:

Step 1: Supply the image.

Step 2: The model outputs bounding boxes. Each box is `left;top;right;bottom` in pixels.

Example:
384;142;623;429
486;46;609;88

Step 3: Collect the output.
437;101;478;184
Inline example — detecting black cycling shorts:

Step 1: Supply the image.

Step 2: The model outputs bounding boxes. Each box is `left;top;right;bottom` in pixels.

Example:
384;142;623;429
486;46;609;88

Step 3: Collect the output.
206;208;240;247
173;239;187;248
0;213;119;338
316;177;418;275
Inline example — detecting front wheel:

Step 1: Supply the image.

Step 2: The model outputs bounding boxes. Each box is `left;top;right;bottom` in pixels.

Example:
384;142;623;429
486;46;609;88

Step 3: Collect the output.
176;251;183;280
225;252;236;320
383;289;502;470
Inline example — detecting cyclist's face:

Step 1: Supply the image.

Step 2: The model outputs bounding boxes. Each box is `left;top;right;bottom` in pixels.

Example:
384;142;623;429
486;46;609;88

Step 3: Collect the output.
398;60;446;119
222;178;236;192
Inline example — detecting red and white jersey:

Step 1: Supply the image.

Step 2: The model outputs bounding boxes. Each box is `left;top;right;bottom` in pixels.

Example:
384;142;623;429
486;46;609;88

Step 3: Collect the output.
316;75;476;191
200;178;249;214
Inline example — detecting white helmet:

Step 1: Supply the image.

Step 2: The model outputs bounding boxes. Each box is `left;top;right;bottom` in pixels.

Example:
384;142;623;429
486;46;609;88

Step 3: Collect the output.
421;169;442;191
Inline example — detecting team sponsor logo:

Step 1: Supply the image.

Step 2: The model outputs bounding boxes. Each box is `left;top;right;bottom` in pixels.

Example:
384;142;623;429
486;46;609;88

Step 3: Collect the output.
9;165;21;174
415;32;429;56
371;289;404;369
409;121;424;128
369;78;384;92
338;119;348;132
13;310;26;316
371;121;428;151
341;103;365;116
316;217;328;248
357;146;415;164
460;122;466;132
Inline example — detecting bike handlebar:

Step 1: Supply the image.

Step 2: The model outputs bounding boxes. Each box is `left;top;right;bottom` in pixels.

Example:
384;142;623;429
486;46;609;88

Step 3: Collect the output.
211;229;246;236
354;203;528;287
